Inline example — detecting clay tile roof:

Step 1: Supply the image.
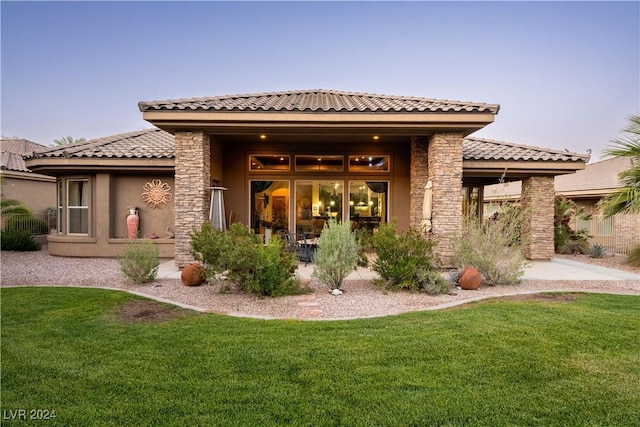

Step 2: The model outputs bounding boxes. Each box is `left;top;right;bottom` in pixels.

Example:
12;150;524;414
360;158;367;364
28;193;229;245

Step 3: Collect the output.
1;138;48;172
139;89;500;114
555;156;633;192
24;128;174;160
464;137;590;162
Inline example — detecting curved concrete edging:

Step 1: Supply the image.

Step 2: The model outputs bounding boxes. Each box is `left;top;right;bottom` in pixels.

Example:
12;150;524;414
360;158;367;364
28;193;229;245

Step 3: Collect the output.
7;284;638;322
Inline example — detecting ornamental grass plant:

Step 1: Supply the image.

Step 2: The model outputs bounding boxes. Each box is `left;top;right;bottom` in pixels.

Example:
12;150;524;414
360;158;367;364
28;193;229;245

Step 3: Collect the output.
452;202;529;285
311;219;359;291
119;239;160;284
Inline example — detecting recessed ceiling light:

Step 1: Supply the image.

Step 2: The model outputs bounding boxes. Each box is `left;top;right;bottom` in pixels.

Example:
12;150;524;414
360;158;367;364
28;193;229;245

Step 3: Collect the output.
373;135;379;140
259;134;267;139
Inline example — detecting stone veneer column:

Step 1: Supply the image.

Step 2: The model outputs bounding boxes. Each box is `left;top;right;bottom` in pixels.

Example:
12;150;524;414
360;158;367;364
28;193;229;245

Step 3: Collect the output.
428;132;463;265
174;131;211;267
521;176;554;260
410;137;430;231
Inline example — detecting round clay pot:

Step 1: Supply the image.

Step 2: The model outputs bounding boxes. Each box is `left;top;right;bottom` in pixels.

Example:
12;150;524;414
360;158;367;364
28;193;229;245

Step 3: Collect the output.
181;262;206;286
458;266;482;290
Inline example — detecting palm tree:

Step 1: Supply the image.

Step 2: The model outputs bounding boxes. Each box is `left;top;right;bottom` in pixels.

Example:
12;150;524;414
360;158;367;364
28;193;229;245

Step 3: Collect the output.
54;136;85;145
600;115;640;217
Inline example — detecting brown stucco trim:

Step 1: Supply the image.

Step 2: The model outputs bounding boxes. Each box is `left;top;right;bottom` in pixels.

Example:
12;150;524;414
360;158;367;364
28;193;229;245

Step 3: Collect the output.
26;158;174;175
0;169;55;182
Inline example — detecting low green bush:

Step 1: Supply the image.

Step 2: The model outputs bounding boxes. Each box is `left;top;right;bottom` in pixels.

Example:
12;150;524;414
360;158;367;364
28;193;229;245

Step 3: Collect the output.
452;202;529;285
554;196;590;252
625;244;640;268
312;219;359;291
0;228;41;251
590;243;607;258
119;239;160;284
371;219;445;293
190;222;302;297
558;239;591;255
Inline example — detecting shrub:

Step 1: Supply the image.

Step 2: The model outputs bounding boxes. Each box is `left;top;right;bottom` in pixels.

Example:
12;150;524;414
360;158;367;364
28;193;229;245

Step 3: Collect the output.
312;219;359;291
590;244;607;258
119;239;160;284
190;222;302;297
371;219;444;292
0;228;41;251
554;196;590;252
452;202;529;285
625;244;640;268
558;239;591;255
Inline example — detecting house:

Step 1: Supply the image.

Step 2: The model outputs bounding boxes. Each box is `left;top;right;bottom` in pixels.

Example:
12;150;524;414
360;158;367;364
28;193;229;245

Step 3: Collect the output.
25;89;589;265
1;138;56;215
485;156;640;254
24;129;176;257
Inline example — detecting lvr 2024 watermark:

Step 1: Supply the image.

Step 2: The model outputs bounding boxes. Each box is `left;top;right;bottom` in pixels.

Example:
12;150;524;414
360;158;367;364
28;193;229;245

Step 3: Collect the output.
3;409;57;420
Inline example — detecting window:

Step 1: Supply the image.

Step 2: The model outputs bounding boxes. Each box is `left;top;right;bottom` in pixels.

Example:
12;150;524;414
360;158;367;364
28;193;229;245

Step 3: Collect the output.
249;154;290;172
295;180;344;236
57;181;63;233
295;155;344;172
250;180;290;237
348;155;390;172
67;179;89;235
348;180;388;231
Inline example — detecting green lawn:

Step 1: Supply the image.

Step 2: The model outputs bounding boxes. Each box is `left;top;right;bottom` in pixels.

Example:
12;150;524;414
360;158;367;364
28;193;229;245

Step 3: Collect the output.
1;287;639;426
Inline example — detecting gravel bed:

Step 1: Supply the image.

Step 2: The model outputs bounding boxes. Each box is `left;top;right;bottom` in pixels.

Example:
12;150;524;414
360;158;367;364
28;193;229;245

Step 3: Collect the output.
2;248;639;320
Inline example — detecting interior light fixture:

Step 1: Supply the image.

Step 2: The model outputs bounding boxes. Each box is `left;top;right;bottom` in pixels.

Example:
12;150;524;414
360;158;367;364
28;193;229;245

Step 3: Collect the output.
259;134;267;139
373;135;379;140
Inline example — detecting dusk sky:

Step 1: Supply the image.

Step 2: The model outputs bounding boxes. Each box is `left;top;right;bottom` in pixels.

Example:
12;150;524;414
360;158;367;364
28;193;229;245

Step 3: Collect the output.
2;1;638;161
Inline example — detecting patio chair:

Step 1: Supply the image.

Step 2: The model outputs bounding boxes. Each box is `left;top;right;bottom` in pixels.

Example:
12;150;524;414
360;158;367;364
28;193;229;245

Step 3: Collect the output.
294;233;315;266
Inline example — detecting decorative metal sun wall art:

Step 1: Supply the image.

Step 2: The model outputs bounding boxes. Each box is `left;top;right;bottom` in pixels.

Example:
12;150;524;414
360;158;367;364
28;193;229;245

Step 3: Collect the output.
141;179;173;209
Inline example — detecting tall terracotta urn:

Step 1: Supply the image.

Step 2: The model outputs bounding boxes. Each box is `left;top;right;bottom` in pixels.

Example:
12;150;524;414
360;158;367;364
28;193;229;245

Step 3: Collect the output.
126;206;139;239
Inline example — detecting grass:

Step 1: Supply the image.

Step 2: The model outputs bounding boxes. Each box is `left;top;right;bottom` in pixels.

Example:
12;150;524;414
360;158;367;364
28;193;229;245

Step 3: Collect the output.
1;287;639;426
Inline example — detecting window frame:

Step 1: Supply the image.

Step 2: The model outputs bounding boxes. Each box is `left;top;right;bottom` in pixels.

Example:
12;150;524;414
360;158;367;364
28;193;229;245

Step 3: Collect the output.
65;178;90;236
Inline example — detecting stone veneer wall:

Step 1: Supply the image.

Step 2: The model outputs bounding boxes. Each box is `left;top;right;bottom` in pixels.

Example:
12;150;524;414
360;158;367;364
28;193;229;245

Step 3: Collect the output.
427;133;463;265
521;176;554;260
174;131;211;267
410;137;429;231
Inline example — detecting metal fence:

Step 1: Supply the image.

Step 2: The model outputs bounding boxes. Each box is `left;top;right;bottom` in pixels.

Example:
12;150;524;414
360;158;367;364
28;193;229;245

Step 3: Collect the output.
575;214;640;255
1;212;57;235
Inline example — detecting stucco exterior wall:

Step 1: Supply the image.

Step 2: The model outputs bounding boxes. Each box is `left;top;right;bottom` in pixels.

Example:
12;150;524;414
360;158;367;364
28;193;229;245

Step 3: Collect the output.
46;172;175;258
221;138;411;232
1;173;56;214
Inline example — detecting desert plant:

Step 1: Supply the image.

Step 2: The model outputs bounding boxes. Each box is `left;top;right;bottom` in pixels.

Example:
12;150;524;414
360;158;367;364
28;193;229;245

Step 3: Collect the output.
625;244;640;267
190;222;302;296
590;243;607;258
554;195;590;252
558;239;591;255
371;219;443;292
0;228;41;251
312;219;359;291
119;239;160;284
452;202;529;285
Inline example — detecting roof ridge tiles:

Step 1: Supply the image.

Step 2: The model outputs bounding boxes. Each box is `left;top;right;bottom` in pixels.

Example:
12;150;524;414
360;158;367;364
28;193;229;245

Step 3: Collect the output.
465;136;589;160
139;89;500;113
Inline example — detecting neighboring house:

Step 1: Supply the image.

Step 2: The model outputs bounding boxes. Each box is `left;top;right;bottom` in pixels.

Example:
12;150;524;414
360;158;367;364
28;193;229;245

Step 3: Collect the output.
26;89;589;265
24;129;175;257
1;138;56;214
485;156;640;254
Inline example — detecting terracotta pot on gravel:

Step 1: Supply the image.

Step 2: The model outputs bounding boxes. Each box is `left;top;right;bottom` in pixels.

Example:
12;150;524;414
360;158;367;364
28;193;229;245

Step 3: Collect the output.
181;262;206;286
458;266;482;290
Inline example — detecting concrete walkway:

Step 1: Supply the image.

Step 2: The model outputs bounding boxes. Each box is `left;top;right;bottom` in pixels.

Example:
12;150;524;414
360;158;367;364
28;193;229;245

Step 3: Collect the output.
158;258;638;282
